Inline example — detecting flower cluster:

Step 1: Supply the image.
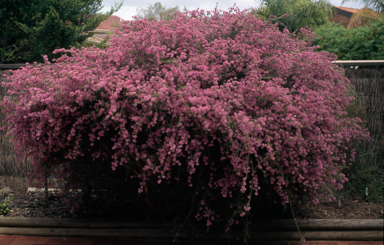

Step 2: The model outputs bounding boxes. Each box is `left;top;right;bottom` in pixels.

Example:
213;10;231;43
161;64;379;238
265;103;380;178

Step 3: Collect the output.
1;7;368;228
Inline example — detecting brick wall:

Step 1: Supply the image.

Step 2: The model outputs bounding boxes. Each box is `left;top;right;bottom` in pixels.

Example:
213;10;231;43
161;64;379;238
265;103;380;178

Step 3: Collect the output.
331;14;351;28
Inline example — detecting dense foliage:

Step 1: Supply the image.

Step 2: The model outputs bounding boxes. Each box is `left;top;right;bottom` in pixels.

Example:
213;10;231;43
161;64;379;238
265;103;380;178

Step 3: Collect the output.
1;8;368;231
313;18;384;60
0;0;121;63
251;0;334;33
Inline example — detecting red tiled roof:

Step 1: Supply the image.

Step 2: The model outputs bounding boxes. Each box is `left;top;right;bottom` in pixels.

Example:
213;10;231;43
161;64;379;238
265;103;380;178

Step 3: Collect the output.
96;15;124;30
334;6;360;14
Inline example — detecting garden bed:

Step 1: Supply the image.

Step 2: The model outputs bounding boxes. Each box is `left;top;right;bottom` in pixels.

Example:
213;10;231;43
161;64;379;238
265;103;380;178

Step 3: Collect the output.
0;189;382;242
4;189;383;220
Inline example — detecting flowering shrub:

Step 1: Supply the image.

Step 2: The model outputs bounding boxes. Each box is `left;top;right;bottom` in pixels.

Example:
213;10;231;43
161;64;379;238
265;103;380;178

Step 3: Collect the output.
1;8;368;230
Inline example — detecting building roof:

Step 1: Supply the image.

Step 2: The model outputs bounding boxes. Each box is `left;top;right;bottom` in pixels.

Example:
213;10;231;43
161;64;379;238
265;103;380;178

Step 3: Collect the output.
96;15;124;31
334;6;360;14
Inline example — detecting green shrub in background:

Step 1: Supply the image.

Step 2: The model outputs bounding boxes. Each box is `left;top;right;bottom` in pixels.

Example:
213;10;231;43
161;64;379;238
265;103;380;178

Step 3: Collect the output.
0;194;13;215
342;144;384;203
313;18;384;60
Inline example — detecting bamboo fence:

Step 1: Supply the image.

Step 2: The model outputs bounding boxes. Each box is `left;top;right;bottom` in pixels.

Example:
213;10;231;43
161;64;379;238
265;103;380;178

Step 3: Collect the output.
346;67;384;166
0;70;32;193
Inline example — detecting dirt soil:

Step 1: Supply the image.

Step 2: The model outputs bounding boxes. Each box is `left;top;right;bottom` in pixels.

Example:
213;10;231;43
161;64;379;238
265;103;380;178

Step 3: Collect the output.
2;190;384;220
3;190;138;219
305;199;383;219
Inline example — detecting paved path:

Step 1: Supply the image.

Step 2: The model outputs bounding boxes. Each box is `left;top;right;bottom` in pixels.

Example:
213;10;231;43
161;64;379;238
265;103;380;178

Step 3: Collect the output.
0;236;382;245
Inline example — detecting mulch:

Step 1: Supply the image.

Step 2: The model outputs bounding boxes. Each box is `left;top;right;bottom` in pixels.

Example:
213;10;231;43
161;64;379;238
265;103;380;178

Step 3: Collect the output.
4;191;73;218
305;199;383;219
3;189;136;219
3;190;383;220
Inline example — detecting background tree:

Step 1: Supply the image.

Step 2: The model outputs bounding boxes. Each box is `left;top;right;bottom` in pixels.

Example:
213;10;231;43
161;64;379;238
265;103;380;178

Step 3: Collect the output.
342;0;384;12
251;0;335;33
0;0;122;64
313;17;384;59
135;2;188;21
341;0;383;29
347;7;381;28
